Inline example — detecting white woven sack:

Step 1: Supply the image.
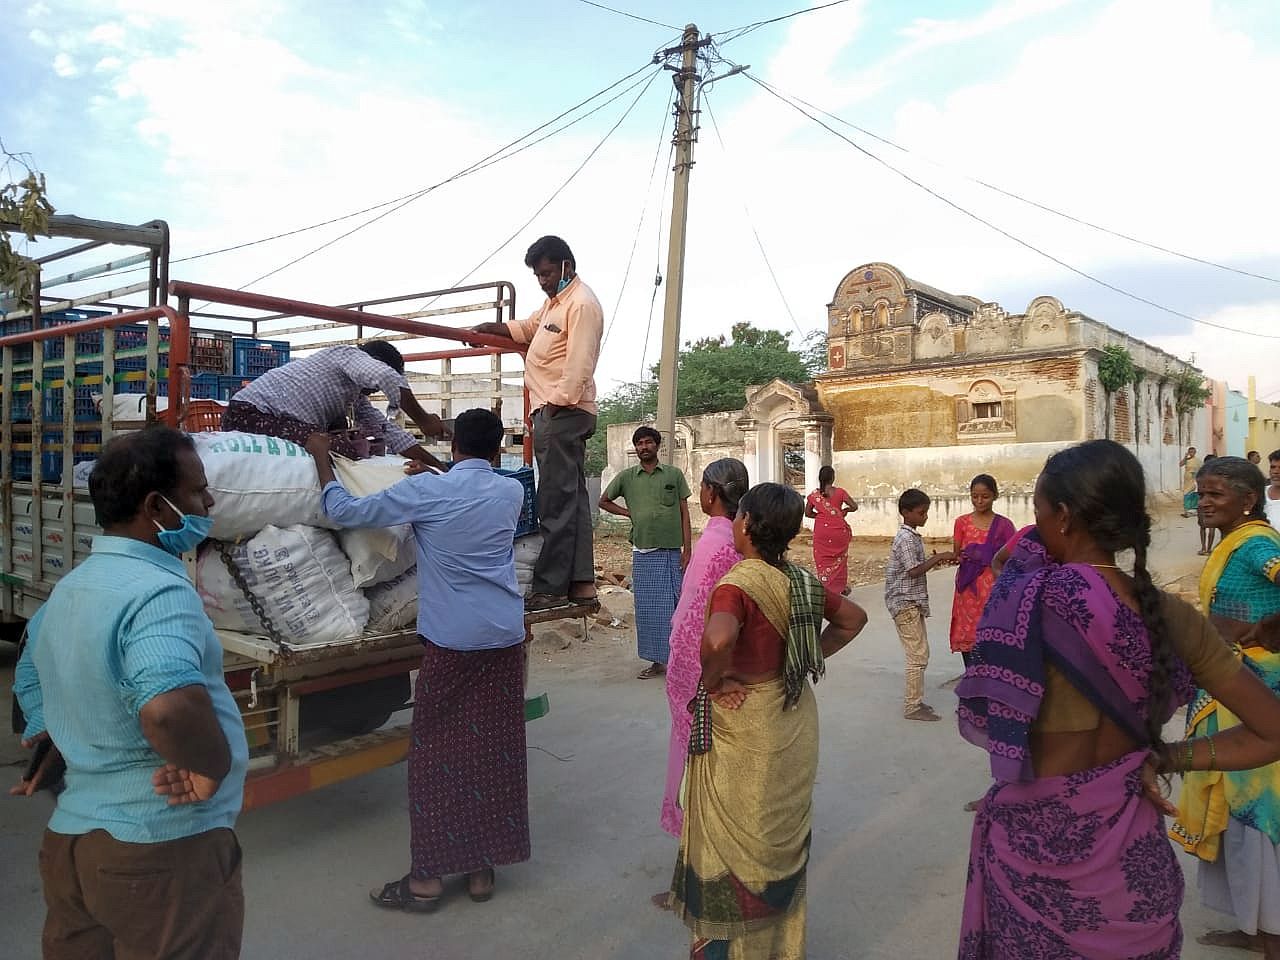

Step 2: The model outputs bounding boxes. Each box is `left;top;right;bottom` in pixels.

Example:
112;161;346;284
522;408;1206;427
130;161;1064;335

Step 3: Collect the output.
197;524;368;645
365;567;419;634
193;432;331;540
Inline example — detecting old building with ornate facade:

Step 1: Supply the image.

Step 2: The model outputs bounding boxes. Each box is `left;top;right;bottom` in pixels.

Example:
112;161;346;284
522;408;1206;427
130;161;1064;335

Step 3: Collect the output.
603;261;1208;537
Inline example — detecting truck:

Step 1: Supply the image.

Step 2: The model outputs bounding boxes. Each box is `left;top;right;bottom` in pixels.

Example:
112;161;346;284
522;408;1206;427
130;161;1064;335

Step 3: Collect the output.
0;216;599;808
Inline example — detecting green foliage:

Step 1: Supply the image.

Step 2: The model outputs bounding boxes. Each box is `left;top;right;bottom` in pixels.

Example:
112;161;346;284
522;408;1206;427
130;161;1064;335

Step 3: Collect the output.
1173;368;1212;415
1097;344;1136;393
585;321;814;475
799;328;829;378
0;150;54;310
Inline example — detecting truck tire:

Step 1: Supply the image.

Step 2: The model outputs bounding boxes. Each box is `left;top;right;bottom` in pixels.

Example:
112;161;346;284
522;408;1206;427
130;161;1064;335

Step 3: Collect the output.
299;673;411;736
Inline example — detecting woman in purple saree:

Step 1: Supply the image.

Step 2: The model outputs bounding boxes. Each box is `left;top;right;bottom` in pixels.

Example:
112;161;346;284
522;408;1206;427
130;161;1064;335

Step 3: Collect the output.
956;440;1280;959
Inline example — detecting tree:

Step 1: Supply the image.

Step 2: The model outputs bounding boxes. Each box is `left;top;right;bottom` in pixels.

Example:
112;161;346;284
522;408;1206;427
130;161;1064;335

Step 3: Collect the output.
585;322;815;476
1097;344;1136;441
0;146;54;310
1172;367;1212;448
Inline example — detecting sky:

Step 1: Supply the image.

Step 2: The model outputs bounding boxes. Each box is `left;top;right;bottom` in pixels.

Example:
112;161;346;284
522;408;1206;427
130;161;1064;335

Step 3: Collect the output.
3;0;1278;403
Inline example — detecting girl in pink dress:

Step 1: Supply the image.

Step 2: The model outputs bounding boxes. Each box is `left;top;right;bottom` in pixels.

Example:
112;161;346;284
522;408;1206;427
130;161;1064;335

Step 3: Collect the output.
805;466;858;595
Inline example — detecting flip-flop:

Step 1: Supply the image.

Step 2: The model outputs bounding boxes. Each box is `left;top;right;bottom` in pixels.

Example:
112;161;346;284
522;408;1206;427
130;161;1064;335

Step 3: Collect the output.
525;593;571;612
468;867;496;903
370;875;441;913
637;663;666;680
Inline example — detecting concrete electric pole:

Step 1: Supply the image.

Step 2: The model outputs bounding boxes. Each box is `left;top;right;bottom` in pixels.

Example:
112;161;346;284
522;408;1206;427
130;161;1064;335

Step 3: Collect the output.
654;23;702;462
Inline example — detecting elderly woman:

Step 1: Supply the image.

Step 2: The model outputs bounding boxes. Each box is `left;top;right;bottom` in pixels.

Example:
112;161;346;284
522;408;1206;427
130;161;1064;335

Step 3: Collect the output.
669;483;868;959
660;458;750;841
957;441;1280;959
1173;456;1280;956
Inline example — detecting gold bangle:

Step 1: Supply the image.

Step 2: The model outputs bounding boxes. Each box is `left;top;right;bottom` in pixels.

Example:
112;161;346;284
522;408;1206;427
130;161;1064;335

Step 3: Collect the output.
1183;739;1195;773
1206;736;1217;772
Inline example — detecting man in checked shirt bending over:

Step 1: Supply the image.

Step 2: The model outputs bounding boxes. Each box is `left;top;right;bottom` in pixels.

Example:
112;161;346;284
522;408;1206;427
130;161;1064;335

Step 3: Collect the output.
222;340;448;469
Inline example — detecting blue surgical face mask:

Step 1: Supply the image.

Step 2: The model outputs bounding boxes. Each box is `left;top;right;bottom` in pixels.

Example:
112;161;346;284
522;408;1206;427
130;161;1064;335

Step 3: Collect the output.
556;260;571;294
153;495;214;556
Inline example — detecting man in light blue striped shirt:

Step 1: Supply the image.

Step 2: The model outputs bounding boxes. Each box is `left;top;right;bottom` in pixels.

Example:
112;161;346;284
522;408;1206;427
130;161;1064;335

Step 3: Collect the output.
13;427;248;959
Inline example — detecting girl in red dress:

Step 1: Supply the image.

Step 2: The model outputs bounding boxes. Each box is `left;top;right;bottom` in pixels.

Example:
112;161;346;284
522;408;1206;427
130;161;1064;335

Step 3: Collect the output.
805;466;858;595
949;474;1015;668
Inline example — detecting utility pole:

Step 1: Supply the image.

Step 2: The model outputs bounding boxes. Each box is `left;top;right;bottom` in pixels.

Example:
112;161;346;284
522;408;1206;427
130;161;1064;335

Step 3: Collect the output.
655;23;702;462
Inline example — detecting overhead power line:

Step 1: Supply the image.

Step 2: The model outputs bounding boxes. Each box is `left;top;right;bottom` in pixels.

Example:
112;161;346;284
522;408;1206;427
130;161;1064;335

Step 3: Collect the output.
229;68;660;297
743;71;1280;342
714;0;853;45
576;0;680;30
603;88;675;349
94;62;658;288
408;68;665;320
639;117;678;380
760;80;1280;287
702;92;804;339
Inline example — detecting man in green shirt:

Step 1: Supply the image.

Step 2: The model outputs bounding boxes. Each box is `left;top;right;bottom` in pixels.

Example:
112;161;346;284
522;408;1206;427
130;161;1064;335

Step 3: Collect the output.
600;426;692;679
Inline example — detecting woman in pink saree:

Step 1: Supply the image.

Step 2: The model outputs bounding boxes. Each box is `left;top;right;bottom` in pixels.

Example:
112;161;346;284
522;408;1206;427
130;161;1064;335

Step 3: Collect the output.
661;458;749;841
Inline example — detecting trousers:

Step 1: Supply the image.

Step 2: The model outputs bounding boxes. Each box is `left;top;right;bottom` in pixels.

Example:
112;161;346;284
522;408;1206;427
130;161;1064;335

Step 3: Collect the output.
892;605;930;712
530;406;596;596
39;827;243;960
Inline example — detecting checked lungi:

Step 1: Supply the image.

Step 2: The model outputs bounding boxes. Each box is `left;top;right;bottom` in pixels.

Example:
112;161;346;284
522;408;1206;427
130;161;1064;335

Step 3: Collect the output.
409;639;530;879
632;547;683;665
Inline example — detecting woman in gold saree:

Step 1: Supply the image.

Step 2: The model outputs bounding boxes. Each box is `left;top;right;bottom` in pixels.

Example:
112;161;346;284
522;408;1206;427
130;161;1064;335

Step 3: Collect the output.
670;482;869;959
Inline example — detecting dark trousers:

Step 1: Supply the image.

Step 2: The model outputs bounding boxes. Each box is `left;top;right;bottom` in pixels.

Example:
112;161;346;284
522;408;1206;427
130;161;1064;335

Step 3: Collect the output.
39;827;243;960
530;406;596;596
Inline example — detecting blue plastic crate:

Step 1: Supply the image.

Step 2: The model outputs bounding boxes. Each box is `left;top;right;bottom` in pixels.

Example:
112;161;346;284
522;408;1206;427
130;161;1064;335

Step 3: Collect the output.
190;374;222;400
41;309;112;360
111;371;171;397
41;364;101;423
218;374;252;401
0;316;34;363
8;448;32;481
5;371;34;421
40;429;101;483
233;338;290;378
495;465;538;537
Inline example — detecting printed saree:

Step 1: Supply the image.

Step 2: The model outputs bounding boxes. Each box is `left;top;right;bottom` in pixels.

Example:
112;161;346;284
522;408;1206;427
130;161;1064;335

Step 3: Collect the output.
663;517;743;838
956;533;1194;959
1172;520;1280;861
671;560;826;960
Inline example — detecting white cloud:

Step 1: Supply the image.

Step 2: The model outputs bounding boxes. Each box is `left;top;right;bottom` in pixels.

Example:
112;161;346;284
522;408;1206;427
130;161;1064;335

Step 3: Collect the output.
28;27;53;47
1146;302;1280;395
87;22;127;46
52;52;79;77
93;55;122;73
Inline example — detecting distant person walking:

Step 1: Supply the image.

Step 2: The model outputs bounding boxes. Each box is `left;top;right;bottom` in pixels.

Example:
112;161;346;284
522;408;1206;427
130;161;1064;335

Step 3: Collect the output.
805;465;857;595
600;427;692;679
1182;445;1203;517
949;474;1015;667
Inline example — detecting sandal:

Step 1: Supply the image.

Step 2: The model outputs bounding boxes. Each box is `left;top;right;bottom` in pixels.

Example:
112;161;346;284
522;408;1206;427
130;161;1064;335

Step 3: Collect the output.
637;663;666;680
370;875;441;913
904;705;941;722
467;867;495;903
525;593;570;612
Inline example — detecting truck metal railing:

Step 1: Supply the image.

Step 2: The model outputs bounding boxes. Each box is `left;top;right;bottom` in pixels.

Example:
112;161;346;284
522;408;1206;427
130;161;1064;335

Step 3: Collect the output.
0;305;187;616
167;281;533;463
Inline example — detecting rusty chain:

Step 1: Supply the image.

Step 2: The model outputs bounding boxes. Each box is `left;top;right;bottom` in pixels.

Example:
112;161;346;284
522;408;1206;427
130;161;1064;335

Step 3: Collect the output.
215;541;285;646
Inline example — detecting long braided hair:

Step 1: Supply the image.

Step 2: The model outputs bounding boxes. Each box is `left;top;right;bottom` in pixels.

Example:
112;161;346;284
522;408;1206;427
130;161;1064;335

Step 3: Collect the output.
1038;440;1175;746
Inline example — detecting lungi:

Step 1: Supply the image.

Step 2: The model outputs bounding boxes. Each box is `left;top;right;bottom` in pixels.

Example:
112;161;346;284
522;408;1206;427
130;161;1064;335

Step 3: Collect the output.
409;639;530;878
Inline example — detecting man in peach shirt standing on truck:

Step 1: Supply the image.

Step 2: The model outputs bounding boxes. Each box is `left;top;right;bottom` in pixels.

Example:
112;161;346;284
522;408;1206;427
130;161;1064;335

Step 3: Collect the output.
471;235;603;611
